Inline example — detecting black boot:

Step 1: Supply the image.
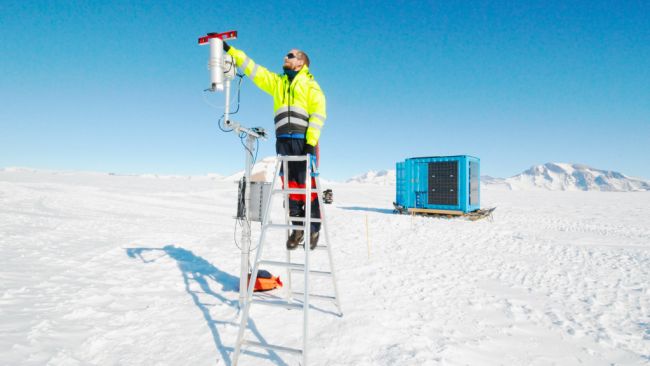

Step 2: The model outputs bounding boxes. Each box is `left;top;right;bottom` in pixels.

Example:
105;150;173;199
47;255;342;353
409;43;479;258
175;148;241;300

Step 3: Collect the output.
309;231;320;250
286;230;304;250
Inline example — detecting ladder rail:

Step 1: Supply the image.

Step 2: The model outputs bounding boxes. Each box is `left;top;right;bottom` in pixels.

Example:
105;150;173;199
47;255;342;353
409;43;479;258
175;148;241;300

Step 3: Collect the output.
283;157;293;303
302;157;312;366
315;174;343;316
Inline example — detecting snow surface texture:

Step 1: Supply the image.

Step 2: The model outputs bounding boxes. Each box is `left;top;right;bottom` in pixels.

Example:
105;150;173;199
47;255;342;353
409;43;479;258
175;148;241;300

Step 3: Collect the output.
1;168;650;365
344;162;650;192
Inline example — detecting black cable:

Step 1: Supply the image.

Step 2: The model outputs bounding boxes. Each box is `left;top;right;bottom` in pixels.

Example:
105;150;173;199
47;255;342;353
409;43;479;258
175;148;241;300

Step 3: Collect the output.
239;132;259;166
217;114;233;132
229;74;244;116
223;57;234;74
233;176;246;251
212;73;245;133
233;219;241;250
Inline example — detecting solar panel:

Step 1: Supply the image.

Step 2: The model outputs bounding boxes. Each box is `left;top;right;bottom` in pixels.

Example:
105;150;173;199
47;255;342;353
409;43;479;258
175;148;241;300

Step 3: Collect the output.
428;161;458;205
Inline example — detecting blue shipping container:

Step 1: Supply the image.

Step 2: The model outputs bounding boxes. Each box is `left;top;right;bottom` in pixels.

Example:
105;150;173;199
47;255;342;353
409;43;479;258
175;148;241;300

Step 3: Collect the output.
396;155;480;213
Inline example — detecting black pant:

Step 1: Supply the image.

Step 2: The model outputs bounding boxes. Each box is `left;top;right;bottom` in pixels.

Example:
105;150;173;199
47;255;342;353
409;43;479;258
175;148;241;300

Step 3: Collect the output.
276;138;321;233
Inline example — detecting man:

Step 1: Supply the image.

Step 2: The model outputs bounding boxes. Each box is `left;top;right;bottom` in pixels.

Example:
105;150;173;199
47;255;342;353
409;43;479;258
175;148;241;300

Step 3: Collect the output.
223;41;326;250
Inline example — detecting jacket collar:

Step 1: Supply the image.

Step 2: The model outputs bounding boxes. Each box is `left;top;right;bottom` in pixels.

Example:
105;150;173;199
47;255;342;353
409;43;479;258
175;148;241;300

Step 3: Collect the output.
284;66;311;85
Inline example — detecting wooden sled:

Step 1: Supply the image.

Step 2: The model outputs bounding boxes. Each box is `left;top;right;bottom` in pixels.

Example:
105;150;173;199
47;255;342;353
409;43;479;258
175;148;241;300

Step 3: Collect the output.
393;203;496;221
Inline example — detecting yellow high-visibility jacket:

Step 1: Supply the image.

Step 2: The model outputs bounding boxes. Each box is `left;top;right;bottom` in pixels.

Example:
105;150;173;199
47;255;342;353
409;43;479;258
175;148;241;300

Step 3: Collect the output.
227;46;326;146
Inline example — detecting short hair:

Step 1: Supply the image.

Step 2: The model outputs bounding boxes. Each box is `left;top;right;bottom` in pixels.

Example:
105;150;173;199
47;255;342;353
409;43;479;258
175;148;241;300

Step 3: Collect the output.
297;50;310;67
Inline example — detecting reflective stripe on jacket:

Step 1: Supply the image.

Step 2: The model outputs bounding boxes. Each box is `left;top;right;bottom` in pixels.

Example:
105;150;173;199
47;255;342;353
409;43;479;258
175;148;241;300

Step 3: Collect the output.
227;46;326;146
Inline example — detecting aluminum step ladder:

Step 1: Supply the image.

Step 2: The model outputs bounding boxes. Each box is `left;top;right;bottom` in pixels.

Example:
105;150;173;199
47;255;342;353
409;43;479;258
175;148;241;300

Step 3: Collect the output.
232;155;342;366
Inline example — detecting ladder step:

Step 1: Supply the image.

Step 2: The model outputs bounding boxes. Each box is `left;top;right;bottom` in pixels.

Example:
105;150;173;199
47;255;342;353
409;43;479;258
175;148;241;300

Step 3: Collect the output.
274;188;321;195
293;291;337;302
277;156;310;162
259;260;305;269
266;223;305;230
290;268;332;277
251;299;303;310
241;340;303;355
283;217;322;223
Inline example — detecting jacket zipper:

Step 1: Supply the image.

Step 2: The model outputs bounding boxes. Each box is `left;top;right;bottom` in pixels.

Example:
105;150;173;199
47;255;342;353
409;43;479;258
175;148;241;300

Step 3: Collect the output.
286;78;291;133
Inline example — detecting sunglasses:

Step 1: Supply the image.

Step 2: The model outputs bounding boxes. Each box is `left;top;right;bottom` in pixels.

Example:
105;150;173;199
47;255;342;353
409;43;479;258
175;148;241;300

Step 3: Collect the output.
286;53;296;59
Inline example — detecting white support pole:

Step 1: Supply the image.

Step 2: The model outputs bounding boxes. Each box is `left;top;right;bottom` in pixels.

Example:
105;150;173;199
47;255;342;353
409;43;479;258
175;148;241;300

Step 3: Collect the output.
224;78;231;123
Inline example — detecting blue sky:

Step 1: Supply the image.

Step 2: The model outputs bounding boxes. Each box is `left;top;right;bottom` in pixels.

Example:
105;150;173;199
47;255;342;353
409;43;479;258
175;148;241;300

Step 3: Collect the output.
1;1;649;180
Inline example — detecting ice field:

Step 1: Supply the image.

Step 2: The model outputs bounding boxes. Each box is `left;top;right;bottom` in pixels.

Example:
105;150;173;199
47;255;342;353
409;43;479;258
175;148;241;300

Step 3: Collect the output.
1;168;649;365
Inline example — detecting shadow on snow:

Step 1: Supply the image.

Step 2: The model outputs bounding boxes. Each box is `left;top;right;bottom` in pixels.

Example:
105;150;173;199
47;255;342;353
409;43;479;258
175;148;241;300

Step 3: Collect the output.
126;245;289;366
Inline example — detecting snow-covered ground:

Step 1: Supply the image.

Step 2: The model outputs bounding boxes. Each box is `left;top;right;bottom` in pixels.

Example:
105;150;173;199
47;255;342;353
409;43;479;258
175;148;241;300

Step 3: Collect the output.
1;169;649;365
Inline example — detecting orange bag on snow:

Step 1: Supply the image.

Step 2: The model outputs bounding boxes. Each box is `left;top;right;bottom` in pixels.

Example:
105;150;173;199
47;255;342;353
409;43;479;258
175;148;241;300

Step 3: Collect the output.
248;269;283;292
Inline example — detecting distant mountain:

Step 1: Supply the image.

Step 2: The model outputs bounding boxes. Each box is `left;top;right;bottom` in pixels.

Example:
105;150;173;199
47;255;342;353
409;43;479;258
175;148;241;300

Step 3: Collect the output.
480;175;511;190
345;163;649;192
346;170;396;185
498;163;650;192
481;175;505;184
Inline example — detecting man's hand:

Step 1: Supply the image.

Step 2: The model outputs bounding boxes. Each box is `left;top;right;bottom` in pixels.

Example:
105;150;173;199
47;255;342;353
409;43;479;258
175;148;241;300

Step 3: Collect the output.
304;144;317;170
